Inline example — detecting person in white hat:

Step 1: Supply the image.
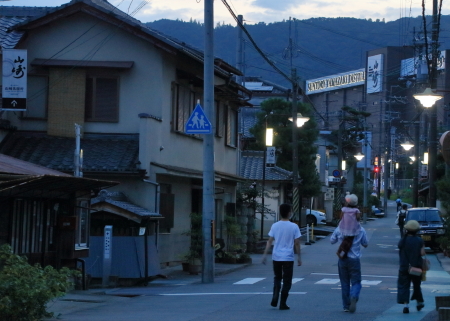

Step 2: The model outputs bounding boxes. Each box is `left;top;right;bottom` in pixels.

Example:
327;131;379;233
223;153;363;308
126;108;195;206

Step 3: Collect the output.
397;220;425;314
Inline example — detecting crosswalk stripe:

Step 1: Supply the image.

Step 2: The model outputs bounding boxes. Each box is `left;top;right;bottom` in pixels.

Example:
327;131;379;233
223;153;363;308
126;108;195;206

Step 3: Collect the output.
233;278;265;285
362;280;382;285
315;278;383;285
315;279;340;284
160;292;307;296
232;277;384;286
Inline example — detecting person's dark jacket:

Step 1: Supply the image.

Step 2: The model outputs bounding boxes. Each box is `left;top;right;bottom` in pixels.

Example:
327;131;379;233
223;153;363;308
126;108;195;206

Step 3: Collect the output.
398;235;423;271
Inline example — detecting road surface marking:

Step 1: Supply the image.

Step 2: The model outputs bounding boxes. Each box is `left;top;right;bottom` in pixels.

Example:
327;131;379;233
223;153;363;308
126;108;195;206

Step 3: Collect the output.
159;292;307;296
233;278;265;285
362;280;382;285
312;273;396;278
316;279;340;284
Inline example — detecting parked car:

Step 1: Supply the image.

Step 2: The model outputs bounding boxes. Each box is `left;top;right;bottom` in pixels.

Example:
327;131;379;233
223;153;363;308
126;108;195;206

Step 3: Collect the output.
405;207;446;250
306;209;327;226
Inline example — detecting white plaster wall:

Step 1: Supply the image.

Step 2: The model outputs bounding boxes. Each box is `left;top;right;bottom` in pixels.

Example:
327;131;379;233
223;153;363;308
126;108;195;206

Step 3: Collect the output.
156;176;192;264
8;13;166;134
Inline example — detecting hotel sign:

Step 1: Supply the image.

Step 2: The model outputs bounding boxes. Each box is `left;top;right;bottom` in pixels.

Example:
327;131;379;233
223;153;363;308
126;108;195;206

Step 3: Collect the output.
306;69;365;94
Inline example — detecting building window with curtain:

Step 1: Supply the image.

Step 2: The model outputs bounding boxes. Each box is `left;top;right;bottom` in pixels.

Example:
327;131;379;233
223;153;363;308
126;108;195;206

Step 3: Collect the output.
85;75;119;122
215;100;224;137
226;105;237;147
76;200;90;249
172;81;202;133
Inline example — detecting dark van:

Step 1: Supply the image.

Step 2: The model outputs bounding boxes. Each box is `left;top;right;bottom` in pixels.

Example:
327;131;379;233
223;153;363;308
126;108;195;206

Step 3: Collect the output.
405;207;446;250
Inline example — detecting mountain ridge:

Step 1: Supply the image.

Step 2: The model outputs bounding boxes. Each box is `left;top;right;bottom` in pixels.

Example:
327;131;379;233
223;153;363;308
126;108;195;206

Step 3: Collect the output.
146;16;450;87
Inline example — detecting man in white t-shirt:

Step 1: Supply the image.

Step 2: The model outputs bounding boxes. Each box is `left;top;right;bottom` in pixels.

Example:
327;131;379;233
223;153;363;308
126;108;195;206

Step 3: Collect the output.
262;204;302;310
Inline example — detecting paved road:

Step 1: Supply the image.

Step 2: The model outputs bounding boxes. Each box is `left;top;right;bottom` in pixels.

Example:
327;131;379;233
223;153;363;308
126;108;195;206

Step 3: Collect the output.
47;205;450;321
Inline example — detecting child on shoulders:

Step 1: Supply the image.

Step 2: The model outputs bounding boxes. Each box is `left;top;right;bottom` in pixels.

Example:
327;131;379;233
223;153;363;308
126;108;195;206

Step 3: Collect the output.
339;194;361;236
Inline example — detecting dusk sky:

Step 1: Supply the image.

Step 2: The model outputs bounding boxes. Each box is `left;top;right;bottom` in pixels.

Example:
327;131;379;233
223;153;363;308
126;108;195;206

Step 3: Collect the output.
0;0;445;25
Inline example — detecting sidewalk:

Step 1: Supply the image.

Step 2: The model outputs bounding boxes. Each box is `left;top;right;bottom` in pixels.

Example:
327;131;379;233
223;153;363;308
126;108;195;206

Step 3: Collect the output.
46;202;450;320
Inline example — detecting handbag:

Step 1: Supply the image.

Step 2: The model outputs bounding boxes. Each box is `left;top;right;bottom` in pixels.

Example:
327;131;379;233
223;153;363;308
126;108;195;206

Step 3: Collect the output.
395;217;399;225
409;266;422;276
422;256;430;271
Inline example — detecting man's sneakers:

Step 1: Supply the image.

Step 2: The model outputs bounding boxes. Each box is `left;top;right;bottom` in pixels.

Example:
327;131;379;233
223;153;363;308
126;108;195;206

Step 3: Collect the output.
349;298;357;313
343;308;349;312
417;302;425;311
403;307;410;314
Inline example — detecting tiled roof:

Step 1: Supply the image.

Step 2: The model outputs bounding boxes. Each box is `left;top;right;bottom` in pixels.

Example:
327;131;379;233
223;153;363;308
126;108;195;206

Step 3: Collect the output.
2;0;241;78
0;153;70;176
239;107;261;139
91;190;161;218
244;76;290;94
240;151;292;181
0;132;139;173
0;7;54;49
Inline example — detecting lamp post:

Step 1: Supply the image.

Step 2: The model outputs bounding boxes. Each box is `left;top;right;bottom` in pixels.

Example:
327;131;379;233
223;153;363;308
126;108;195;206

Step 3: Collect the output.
290;107;310;225
261;121;273;240
354;137;368;224
412;0;444;207
413;88;443;207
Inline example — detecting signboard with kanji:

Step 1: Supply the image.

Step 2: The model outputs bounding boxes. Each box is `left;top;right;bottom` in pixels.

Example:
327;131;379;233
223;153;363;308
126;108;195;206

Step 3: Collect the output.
2;49;27;111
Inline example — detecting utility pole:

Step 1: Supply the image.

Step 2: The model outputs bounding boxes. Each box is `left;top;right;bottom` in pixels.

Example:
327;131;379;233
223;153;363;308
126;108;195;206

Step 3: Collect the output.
291;68;301;225
362;120;368;224
202;0;214;284
377;99;382;198
428;0;439;207
413;120;420;207
235;15;243;85
383;94;391;215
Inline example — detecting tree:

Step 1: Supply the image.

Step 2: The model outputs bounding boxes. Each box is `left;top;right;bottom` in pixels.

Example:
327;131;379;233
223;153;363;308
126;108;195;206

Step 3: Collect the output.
248;98;321;198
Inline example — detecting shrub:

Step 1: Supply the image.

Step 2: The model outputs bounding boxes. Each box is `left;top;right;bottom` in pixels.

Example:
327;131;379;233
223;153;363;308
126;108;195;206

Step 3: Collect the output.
0;244;75;321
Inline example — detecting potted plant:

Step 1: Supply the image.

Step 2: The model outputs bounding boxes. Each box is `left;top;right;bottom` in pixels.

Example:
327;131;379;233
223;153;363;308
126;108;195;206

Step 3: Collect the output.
177;252;191;272
438;236;450;257
182;213;203;274
237;252;252;264
222;251;237;264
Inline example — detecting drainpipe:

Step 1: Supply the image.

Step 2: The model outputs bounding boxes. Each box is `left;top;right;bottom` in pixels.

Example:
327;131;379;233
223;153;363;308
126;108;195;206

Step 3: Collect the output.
143;179;160;282
143;179;160;249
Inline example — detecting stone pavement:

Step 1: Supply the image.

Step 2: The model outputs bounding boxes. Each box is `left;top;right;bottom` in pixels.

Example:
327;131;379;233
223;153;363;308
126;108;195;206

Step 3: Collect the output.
46;201;450;320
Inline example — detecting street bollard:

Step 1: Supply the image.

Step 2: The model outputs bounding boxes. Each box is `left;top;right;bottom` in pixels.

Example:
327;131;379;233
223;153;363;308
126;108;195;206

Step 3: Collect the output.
305;224;311;245
310;223;316;243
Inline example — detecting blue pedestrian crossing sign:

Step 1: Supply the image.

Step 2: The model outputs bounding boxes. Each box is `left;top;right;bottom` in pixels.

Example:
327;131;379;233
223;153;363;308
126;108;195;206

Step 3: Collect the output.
185;103;212;134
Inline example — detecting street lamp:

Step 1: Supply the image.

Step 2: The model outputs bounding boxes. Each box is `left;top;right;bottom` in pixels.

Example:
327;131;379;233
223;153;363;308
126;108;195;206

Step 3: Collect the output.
289;113;310;127
261;122;273;240
290;111;309;225
413;87;443;207
400;141;414;151
423;152;429;165
413;88;443;108
354;152;364;161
